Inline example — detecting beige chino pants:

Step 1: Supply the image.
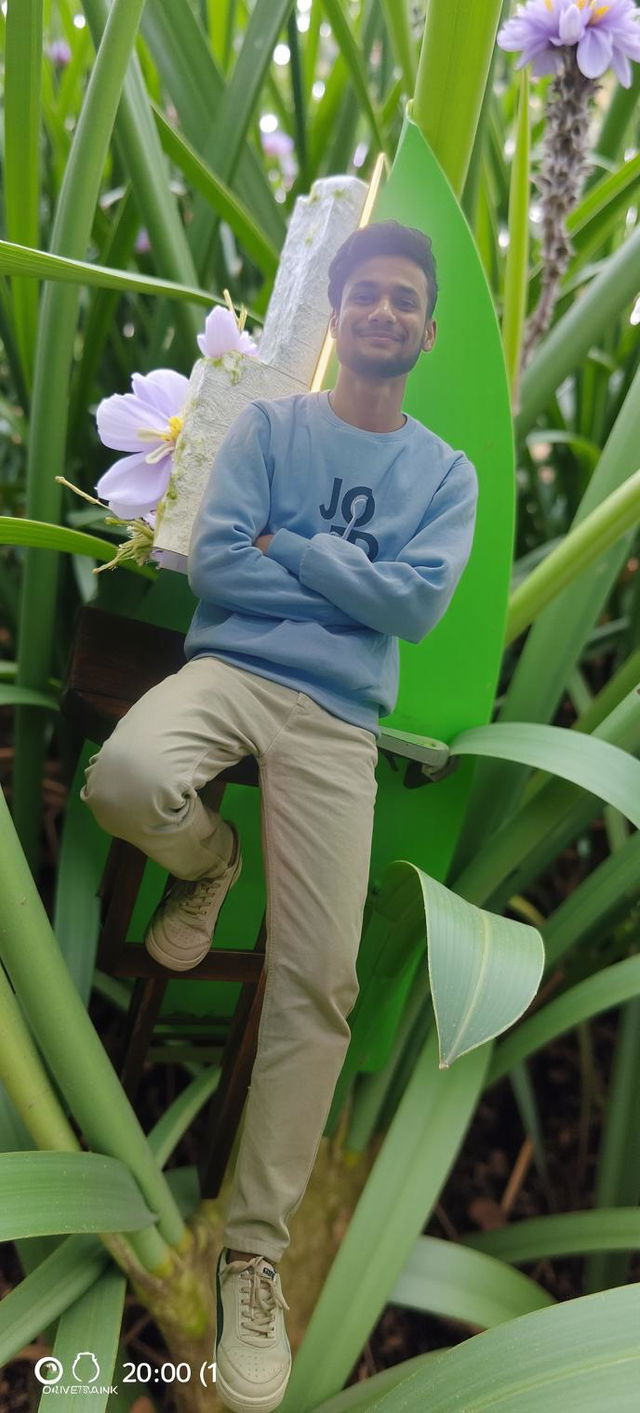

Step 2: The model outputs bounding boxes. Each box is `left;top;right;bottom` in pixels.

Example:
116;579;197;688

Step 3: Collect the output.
80;655;379;1262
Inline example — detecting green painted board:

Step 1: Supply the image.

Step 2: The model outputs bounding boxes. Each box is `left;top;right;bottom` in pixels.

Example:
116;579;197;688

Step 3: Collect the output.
102;111;514;1039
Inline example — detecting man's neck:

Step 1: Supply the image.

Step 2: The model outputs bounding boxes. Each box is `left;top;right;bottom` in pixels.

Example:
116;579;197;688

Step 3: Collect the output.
328;373;407;433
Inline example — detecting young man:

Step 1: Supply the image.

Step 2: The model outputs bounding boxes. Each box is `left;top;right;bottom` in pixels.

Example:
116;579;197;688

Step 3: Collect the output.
81;220;478;1413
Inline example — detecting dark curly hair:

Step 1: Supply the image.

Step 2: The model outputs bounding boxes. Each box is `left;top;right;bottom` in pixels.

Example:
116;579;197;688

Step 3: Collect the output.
327;219;438;320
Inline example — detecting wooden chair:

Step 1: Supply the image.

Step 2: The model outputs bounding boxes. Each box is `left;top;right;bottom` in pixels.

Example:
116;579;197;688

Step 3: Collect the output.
61;604;457;1197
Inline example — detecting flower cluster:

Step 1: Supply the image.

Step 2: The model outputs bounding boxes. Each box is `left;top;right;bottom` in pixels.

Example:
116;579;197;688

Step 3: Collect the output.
498;0;640;86
94;300;259;523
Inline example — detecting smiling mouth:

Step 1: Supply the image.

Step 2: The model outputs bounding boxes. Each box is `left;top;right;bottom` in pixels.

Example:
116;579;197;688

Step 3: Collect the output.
361;332;399;342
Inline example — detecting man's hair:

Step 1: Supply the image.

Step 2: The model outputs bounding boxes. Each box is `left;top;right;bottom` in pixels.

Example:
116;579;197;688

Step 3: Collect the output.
327;219;438;320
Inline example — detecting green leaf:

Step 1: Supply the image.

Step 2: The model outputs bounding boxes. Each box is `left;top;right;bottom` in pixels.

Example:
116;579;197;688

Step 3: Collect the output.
402;864;543;1067
0;1152;157;1238
0;686;58;710
0;516;155;578
390;1234;554;1327
147;1066;221;1169
505;467;640;641
151;104;279;278
489;955;640;1084
313;1283;640;1412
451;719;640;828
4;0;42;388
47;1266;126;1413
501;68;530;400
411;0;505;194
463;1207;640;1264
0;237;213;308
320;0;386;152
517;225;640;436
280;1033;490;1410
0;1234;109;1368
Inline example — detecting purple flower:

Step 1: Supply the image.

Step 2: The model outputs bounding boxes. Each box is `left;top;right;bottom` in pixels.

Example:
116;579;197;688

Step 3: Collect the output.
196;305;259;358
498;0;640;85
46;39;72;66
260;130;297;182
95;369;189;518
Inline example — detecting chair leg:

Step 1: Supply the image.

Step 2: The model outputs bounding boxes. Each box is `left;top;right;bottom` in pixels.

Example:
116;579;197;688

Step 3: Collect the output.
98;840;147;972
120;976;168;1100
198;917;267;1198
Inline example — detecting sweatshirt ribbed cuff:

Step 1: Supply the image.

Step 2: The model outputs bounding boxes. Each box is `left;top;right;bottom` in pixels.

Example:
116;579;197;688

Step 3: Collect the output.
266;528;309;577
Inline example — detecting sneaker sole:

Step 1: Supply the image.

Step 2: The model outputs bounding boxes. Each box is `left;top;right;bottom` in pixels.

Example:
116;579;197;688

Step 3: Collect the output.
145;849;242;972
214;1368;291;1413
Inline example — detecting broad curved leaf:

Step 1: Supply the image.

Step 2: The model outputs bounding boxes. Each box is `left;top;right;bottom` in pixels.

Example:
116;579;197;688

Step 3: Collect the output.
451;721;640;829
390;1234;553;1328
0;1152;157;1238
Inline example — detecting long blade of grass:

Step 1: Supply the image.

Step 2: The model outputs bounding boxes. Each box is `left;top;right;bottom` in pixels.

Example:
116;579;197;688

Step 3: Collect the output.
0;785;184;1266
451;720;640;829
320;0;386;151
501;68;529;402
390;1234;553;1327
489;956;640;1084
411;0;505;195
584;998;640;1293
4;0;42;391
13;0;150;865
46;1267;126;1413
506;467;640;642
0;962;78;1151
141;0;285;251
151;104;279;278
280;1033;490;1411
517;224;640;437
0;1235;109;1368
315;1285;640;1411
455;362;640;860
463;1207;640;1263
82;0;202;353
0;517;155;578
0;239;214;306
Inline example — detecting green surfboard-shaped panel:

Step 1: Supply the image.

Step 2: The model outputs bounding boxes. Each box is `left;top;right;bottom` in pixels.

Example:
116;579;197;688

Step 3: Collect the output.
146;111;514;1027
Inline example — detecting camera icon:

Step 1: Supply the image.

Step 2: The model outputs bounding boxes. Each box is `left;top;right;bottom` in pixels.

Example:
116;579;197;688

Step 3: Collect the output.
35;1357;64;1384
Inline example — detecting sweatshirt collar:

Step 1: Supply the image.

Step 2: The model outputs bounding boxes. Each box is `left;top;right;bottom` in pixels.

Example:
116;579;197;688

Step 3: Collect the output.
316;390;416;441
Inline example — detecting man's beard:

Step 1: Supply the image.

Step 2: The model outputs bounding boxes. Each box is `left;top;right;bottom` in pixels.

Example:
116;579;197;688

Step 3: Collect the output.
346;340;421;380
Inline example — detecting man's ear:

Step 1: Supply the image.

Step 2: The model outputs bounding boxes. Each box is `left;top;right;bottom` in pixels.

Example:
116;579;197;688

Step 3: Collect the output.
329;308;338;338
422;318;437;353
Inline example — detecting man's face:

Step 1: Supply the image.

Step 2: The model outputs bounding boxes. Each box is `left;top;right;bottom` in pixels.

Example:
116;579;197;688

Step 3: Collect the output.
329;253;436;380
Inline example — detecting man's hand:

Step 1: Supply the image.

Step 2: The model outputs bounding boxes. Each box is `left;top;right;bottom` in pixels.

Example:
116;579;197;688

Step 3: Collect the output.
254;533;274;554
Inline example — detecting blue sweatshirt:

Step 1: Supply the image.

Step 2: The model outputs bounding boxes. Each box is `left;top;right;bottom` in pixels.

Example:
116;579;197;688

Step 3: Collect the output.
184;390;478;738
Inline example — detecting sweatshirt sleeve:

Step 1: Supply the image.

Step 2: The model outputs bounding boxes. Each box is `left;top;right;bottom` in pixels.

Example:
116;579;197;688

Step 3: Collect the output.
188;402;355;626
267;453;478;643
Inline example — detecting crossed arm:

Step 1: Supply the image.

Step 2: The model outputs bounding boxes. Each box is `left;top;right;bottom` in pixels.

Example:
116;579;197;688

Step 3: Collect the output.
188;402;479;644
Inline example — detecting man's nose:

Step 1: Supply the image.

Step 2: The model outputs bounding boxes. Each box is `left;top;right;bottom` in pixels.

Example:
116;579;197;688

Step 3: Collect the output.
369;297;395;321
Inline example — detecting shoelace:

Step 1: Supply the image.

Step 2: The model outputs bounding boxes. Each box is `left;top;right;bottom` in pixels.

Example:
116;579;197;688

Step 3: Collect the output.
174;874;225;919
227;1258;289;1337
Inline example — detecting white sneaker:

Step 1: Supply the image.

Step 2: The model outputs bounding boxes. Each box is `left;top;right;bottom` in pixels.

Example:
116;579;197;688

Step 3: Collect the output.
215;1250;292;1413
144;826;242;972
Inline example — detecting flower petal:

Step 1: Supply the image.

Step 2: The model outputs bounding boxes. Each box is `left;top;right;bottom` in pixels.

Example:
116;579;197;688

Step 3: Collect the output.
96;392;164;452
576;25;613;77
530;47;564;75
609;44;632;85
197;306;242;356
95;450;173;517
129;369;189;419
558;4;586;45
